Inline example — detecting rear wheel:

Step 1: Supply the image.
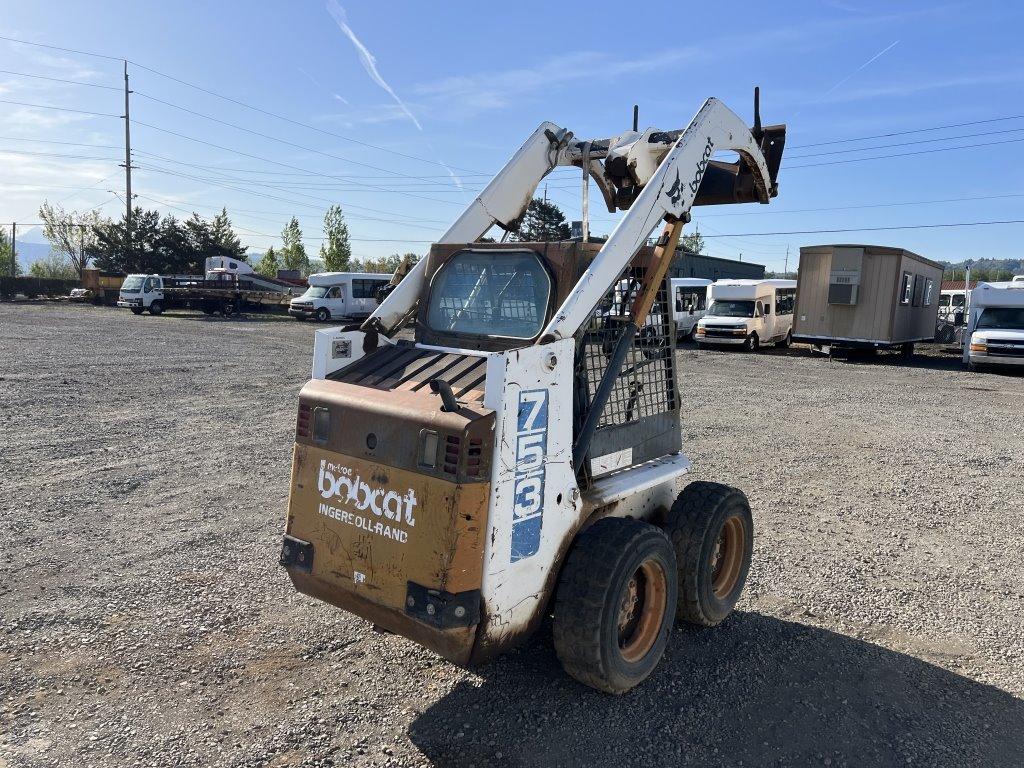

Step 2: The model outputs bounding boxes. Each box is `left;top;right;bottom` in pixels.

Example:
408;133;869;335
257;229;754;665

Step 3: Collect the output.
553;518;677;694
776;329;792;348
148;301;163;316
665;481;753;627
743;333;759;352
315;307;330;322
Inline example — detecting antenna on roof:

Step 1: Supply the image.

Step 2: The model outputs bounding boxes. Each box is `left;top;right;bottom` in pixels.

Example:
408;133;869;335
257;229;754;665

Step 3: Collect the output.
632;104;639;133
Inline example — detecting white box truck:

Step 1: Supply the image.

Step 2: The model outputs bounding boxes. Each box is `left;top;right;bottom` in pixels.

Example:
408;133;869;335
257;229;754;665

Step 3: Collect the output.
696;279;797;351
288;272;391;322
670;278;712;342
964;281;1024;371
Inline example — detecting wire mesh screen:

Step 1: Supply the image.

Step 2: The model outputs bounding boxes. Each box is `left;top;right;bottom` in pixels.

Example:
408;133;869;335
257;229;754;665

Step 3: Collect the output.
575;265;677;430
426;251;550;339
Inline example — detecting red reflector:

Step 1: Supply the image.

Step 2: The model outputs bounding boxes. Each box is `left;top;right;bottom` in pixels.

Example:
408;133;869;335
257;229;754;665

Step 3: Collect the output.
296;403;312;438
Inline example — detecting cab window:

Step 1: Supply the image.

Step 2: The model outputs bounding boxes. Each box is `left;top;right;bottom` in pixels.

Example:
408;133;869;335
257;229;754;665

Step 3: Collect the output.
426;250;551;339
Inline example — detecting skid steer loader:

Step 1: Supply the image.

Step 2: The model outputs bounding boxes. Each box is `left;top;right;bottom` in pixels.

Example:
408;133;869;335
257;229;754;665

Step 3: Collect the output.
280;93;786;693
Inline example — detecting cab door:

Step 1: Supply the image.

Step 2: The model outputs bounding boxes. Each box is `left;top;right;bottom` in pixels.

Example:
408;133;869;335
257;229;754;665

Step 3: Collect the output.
756;297;774;340
143;276;163;306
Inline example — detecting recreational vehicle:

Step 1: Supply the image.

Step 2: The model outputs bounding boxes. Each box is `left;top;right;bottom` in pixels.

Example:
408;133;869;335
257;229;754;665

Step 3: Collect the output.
964;281;1024;371
288;272;391;321
792;245;942;354
670;277;712;341
695;279;797;351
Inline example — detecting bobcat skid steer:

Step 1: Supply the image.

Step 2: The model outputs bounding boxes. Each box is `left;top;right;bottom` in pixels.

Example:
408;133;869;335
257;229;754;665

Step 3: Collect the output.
280;93;786;693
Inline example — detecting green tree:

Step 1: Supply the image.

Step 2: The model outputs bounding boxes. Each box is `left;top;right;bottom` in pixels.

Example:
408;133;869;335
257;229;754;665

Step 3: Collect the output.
256;246;280;277
29;253;77;280
210;207;247;260
512;198;571;241
0;228;21;276
320;205;352;272
280;217;310;275
39;202;106;278
680;231;705;255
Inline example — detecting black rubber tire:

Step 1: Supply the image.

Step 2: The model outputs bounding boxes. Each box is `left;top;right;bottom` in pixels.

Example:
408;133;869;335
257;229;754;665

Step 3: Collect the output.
743;333;759;352
148;301;163;316
553;518;678;694
130;307;144;315
315;307;330;322
665;481;754;627
222;301;237;317
900;342;914;358
776;330;792;348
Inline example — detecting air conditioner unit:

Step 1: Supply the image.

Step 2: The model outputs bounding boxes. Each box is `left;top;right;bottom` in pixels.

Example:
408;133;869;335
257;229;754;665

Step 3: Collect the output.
828;268;860;305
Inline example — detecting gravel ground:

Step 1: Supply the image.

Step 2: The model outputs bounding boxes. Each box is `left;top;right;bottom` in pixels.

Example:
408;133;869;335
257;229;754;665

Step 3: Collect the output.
2;302;1022;768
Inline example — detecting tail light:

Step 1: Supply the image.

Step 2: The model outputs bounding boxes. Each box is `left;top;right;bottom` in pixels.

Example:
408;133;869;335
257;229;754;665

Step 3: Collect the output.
296;403;311;439
467;438;483;478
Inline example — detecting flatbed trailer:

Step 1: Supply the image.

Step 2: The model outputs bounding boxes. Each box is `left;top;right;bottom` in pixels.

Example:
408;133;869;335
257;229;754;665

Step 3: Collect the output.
118;274;295;316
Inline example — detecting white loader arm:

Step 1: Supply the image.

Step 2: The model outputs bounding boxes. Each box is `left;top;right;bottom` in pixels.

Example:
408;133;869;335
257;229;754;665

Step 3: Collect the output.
365;121;572;332
541;98;771;341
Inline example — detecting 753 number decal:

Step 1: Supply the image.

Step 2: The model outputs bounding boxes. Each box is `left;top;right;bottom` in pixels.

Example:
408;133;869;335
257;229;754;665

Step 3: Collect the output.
510;389;547;562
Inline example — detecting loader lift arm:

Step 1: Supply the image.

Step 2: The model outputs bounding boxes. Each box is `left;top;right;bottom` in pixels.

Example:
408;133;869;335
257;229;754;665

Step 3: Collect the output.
364;93;785;339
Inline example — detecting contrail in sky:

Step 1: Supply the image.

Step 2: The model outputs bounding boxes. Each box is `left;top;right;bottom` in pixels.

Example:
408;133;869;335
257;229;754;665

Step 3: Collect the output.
823;39;900;96
325;1;462;189
326;0;422;130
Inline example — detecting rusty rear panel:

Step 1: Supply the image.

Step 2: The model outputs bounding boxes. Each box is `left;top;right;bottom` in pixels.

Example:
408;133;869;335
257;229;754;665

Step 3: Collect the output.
283;376;494;664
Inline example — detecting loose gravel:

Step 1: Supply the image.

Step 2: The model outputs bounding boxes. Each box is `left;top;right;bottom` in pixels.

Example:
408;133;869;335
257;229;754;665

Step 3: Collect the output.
1;303;1022;768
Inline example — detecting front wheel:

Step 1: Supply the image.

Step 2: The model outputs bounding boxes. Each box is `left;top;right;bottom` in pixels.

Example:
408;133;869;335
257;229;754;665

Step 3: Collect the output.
743;333;759;352
665;481;753;627
553;518;677;694
130;307;144;316
315;307;330;322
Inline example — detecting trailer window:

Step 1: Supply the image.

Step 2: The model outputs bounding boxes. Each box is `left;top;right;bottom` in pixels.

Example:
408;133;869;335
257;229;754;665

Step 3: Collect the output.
426;251;551;339
923;278;935;306
900;272;913;305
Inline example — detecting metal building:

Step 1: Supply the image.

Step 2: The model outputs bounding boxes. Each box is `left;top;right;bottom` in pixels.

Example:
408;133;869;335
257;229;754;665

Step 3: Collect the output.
668;248;766;281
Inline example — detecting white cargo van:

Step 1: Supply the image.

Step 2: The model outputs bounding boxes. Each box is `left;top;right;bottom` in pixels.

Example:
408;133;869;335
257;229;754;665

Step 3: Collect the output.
670;278;712;341
289;272;391;321
696;279;797;351
963;281;1024;371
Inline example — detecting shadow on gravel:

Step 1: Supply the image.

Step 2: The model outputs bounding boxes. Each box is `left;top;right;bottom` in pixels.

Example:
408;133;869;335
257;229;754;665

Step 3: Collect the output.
410;612;1024;767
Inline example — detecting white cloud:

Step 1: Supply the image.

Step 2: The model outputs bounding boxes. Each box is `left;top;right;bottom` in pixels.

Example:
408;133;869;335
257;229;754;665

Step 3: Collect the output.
325;0;422;130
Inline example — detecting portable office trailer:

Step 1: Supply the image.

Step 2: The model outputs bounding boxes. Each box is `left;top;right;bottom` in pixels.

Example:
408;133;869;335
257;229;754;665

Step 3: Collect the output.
793;245;943;351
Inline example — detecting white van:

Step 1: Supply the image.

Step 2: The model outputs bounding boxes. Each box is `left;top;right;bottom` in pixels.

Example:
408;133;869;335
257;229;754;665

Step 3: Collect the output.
696;279;797;351
963;281;1024;371
938;288;970;325
289;272;391;322
670;278;712;342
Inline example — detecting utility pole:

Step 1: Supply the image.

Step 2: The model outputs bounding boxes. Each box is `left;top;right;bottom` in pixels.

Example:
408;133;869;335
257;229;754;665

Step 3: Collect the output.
543;184;548;204
784;245;789;276
10;222;16;278
122;60;133;260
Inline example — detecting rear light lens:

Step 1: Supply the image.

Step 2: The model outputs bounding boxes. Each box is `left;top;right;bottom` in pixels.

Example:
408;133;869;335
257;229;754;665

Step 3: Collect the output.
296;403;311;438
313;407;330;444
419;430;438;468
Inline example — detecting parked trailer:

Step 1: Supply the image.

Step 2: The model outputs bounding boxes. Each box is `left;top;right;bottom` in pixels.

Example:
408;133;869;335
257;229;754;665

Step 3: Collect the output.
71;269;125;305
117;273;294;316
696;279;796;351
792;244;943;355
963;281;1024;371
288;272;391;321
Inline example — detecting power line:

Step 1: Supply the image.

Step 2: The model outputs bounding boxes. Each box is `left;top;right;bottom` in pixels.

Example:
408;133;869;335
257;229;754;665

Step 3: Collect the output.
132;119;466;206
697;192;1024;218
0;135;123;151
787;126;1024;160
0;68;120;90
0;147;122;162
786;137;1024;169
701;220;1024;238
133;89;469;189
0;34;122;62
0;98;119;118
789;114;1024;149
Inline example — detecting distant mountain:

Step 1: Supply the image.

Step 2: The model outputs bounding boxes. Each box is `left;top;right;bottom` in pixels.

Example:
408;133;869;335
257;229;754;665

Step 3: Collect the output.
18;226;49;244
13;240;52;269
941;257;1023;273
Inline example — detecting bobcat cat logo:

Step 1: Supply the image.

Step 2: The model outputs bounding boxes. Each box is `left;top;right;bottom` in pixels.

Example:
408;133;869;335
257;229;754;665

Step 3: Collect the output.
665;170;683;206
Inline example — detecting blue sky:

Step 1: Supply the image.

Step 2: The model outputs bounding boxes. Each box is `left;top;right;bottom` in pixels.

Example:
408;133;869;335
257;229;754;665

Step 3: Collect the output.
1;0;1022;270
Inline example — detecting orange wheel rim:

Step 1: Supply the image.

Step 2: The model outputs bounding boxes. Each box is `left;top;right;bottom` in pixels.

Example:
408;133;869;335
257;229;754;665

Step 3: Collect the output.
711;515;745;598
617;559;668;663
